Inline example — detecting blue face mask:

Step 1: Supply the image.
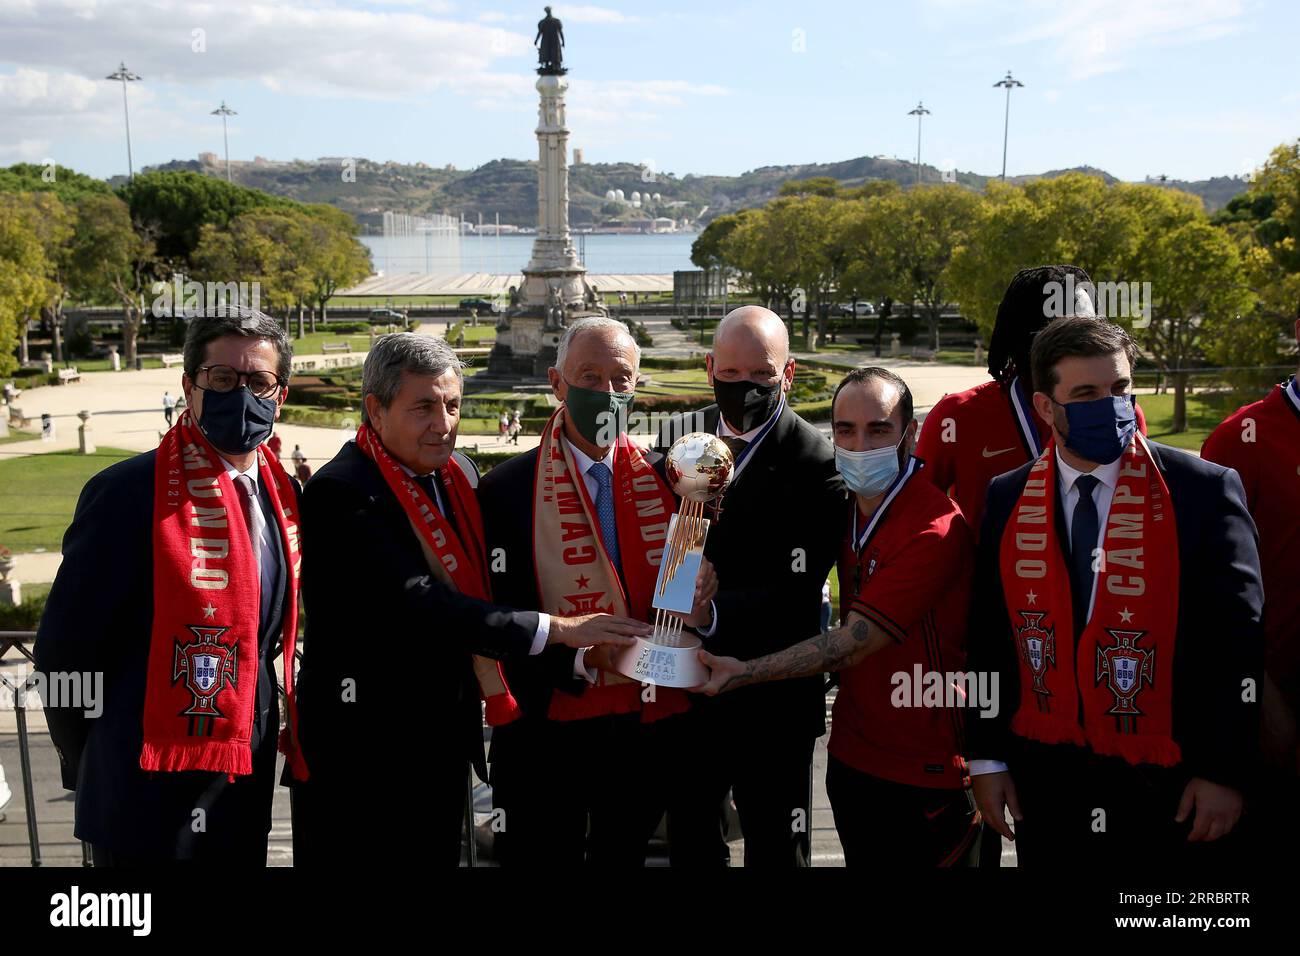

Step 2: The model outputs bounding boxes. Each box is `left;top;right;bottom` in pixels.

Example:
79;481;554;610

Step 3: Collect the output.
835;437;904;497
198;386;278;455
1052;394;1136;465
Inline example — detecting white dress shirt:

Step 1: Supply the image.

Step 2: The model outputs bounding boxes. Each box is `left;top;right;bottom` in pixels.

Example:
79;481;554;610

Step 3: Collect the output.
696;397;786;638
968;448;1121;777
220;457;277;618
396;461;555;662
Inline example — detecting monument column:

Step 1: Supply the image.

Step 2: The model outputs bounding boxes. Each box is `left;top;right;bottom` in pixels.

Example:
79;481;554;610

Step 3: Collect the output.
521;74;584;305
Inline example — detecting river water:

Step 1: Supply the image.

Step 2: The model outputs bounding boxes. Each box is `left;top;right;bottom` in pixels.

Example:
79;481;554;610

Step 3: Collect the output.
359;232;698;276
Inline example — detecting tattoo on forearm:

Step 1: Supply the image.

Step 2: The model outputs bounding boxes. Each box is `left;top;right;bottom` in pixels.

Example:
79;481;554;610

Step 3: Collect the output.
720;618;874;692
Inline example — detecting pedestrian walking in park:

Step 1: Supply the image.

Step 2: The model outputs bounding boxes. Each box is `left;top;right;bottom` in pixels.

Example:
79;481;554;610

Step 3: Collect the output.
162;390;175;427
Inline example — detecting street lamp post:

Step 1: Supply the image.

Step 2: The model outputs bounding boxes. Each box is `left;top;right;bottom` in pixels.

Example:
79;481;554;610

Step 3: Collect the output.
907;101;930;185
993;70;1024;181
106;62;141;180
211;101;237;182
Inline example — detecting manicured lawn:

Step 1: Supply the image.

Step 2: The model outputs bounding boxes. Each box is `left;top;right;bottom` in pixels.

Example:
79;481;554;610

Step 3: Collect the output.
286;330;378;356
0;447;136;552
1134;389;1264;452
0;428;39;446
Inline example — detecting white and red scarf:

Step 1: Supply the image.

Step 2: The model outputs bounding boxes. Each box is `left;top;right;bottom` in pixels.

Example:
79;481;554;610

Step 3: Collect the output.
355;423;520;726
999;433;1181;766
532;406;687;722
141;410;307;780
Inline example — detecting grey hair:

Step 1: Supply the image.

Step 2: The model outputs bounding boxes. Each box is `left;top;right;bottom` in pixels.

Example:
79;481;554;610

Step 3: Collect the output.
183;305;292;384
362;332;465;425
555;317;641;372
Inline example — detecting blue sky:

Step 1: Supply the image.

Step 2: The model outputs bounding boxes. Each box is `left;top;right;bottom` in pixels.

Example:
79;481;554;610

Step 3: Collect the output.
2;0;1297;185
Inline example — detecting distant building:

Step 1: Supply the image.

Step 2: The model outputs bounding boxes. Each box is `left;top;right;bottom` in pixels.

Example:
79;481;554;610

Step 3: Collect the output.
198;151;218;165
573;148;584;164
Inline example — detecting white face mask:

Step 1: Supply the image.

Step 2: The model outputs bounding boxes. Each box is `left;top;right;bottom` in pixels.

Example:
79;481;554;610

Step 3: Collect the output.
834;437;904;497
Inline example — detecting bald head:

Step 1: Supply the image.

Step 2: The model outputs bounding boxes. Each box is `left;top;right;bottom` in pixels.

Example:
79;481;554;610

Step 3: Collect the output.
714;306;790;363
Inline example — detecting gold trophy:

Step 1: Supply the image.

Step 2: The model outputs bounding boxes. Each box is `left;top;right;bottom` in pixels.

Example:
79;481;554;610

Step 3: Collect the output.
611;432;734;687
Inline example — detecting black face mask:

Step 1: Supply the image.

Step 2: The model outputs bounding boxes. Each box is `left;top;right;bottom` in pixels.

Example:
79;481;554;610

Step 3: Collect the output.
713;376;782;434
197;386;277;455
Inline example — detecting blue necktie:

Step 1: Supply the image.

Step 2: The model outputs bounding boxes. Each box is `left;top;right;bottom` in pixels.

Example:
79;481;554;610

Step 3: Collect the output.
588;461;621;571
1069;474;1100;640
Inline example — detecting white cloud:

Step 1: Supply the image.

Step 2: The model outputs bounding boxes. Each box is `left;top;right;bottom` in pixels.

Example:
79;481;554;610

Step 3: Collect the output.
1004;0;1247;80
0;0;534;103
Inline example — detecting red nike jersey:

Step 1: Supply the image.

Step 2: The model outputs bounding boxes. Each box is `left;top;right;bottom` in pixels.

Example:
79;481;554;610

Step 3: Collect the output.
916;379;1148;537
1202;380;1300;696
830;473;974;790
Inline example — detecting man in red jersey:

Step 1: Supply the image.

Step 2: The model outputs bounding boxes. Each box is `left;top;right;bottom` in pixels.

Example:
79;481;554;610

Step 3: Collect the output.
917;265;1148;536
1202;310;1300;852
695;367;980;867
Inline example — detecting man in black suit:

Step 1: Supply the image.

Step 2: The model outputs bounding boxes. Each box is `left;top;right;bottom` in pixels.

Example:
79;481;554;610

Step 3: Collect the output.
35;308;301;865
968;316;1263;865
288;333;644;866
655;305;844;867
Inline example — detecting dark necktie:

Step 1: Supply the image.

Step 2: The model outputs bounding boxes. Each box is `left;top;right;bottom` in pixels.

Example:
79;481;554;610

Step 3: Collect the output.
720;435;750;461
1069;474;1100;640
232;475;273;636
415;472;460;542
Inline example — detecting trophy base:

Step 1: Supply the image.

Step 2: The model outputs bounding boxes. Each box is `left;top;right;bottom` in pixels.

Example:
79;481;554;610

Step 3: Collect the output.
611;634;707;688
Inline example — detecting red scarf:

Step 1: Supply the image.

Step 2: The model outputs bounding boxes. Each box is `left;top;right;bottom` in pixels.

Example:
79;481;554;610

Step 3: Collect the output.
532;406;687;722
141;410;307;780
354;424;520;726
999;433;1181;766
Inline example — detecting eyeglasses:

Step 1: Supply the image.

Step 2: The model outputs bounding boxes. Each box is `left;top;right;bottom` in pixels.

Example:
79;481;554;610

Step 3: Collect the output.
196;365;284;399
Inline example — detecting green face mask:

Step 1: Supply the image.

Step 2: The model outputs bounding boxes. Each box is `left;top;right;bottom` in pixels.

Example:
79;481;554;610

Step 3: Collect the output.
564;381;635;446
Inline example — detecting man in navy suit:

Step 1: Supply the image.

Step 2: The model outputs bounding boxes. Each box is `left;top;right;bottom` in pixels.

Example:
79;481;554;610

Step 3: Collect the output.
35;308;301;865
967;316;1263;866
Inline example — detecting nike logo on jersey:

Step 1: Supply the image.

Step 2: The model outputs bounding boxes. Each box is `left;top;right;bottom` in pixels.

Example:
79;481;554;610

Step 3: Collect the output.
982;446;1015;458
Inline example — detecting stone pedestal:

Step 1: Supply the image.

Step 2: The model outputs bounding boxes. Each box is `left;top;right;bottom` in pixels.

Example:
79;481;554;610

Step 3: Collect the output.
890;332;901;357
77;409;94;455
0;579;19;608
109;346;121;372
974;340;985;366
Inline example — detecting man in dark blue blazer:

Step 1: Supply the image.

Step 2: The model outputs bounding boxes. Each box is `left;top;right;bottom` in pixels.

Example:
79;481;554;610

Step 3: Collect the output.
35;308;300;865
967;316;1263;867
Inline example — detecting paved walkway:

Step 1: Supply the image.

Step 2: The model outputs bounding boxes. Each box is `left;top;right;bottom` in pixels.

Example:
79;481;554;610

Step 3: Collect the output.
3;325;988;588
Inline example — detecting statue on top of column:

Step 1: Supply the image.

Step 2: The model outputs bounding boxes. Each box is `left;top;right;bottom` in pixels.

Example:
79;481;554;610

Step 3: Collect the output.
535;6;566;75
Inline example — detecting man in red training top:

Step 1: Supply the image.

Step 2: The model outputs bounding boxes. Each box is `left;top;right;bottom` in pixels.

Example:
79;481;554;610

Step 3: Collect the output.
696;367;979;867
1202;309;1300;856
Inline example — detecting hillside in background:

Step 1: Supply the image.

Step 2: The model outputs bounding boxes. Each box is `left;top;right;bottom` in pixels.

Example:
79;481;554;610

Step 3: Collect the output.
137;153;1252;230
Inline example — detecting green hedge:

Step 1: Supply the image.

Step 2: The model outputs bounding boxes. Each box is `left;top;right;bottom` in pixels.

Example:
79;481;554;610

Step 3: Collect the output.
279;406;357;428
0;591;47;631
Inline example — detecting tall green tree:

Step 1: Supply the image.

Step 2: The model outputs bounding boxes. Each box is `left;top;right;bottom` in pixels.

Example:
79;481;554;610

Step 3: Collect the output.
68;194;158;367
0;195;52;378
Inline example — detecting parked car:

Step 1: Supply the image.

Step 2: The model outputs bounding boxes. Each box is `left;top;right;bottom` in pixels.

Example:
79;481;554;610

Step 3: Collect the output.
833;301;876;317
369;308;407;326
459;297;497;313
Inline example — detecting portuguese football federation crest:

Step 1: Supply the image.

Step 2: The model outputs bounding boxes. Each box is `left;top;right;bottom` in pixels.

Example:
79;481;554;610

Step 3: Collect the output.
172;625;239;727
1095;628;1155;721
1015;611;1055;707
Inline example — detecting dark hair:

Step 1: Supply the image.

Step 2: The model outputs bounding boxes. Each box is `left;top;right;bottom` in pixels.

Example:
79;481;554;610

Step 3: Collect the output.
832;366;913;427
1030;316;1138;398
987;264;1094;386
183;305;292;384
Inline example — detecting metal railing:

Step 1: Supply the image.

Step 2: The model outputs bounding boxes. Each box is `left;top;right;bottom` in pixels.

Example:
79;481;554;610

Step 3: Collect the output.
0;630;65;866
